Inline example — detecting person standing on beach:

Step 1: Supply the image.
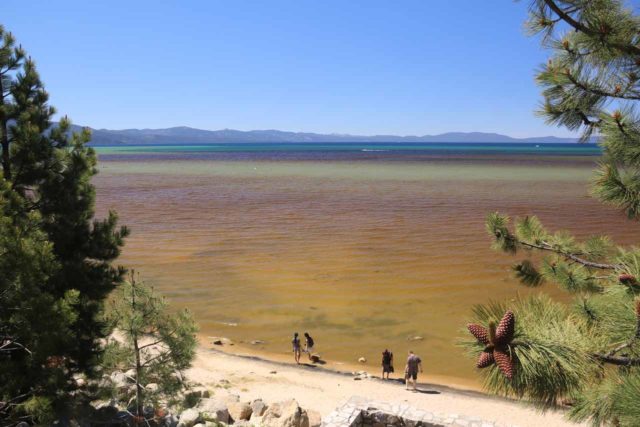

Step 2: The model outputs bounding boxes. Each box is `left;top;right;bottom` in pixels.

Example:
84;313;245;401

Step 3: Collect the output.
304;332;315;360
292;332;301;364
382;349;394;380
404;350;423;391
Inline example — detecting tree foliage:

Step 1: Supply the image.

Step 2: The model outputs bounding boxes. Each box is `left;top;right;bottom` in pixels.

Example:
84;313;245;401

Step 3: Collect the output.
104;273;198;420
0;25;128;424
462;2;640;425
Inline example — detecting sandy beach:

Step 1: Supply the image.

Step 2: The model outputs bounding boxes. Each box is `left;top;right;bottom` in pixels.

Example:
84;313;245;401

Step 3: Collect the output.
186;341;582;427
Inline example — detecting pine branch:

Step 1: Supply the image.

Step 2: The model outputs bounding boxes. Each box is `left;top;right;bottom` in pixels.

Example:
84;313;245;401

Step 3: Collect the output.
519;240;618;270
543;0;640;56
594;353;640;366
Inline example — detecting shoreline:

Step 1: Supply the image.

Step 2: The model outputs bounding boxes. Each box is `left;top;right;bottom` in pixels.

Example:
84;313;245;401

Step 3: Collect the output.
199;335;482;393
189;337;583;427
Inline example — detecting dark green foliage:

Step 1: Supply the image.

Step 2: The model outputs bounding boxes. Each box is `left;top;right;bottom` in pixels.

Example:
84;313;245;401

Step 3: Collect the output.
513;260;544;287
0;25;128;423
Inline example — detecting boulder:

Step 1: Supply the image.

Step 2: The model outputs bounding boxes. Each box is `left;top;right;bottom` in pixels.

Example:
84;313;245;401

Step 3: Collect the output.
261;399;309;427
124;368;137;381
177;408;201;427
250;399;267;417
73;374;87;388
145;383;159;393
164;413;179;427
307;409;322;427
228;401;252;421
198;398;230;424
234;421;254;427
109;371;128;389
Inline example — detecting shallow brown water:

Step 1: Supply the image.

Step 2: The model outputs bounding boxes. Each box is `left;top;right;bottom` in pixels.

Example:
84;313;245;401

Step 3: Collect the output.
94;156;639;385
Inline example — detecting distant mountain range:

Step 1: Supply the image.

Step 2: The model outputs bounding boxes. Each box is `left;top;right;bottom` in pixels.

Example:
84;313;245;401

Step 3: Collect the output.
65;124;594;145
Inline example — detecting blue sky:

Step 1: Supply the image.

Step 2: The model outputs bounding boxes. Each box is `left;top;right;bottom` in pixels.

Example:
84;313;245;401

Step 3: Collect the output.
4;1;569;137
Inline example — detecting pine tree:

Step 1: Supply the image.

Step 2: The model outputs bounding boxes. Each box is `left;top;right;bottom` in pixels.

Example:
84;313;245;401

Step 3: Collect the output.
0;25;129;423
104;273;197;421
462;2;640;425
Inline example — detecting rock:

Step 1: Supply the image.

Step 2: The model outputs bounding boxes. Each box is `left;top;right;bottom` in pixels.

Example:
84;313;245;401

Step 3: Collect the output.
407;336;424;341
261;399;309;427
124;368;137;381
307;409;321;427
270;370;278;374
177;408;201;427
164;413;179;427
250;399;267;417
358;357;366;363
198;398;230;424
250;340;265;345
73;374;87;388
228;401;252;422
185;386;211;402
353;370;370;381
145;383;159;393
210;337;233;346
109;371;128;388
234;421;254;427
193;424;206;427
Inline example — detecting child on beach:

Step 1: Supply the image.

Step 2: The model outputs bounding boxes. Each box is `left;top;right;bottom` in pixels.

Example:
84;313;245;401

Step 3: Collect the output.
292;332;301;364
304;332;315;360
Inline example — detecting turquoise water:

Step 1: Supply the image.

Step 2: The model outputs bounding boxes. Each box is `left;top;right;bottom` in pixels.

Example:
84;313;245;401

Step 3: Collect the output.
94;142;601;157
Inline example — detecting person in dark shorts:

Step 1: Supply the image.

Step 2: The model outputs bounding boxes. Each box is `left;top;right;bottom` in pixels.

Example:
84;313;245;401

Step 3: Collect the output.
381;349;394;379
404;350;423;391
292;332;301;364
304;332;315;360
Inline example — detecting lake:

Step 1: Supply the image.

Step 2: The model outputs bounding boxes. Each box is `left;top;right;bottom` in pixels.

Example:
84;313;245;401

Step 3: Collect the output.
93;142;636;387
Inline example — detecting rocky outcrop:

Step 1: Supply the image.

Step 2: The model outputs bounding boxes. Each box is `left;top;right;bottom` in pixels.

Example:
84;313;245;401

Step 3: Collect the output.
177;408;200;427
197;398;230;424
228;401;252;422
250;398;267;417
262;399;310;427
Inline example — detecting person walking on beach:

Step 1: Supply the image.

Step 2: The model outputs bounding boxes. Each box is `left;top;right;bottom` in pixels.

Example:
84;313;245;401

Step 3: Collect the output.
292;332;301;364
404;350;423;391
304;332;315;360
381;349;394;380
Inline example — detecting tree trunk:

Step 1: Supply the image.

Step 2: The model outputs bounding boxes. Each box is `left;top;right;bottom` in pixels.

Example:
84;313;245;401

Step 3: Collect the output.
131;280;144;418
134;335;143;417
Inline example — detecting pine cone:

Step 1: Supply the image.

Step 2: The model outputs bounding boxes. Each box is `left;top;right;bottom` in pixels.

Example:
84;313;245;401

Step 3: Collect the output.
477;351;495;368
495;310;515;345
468;324;490;345
619;274;638;286
493;348;514;379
